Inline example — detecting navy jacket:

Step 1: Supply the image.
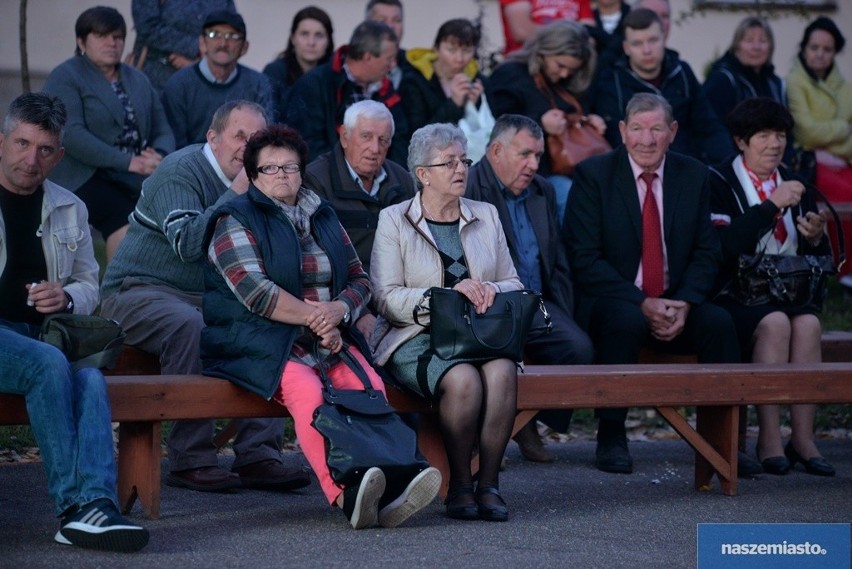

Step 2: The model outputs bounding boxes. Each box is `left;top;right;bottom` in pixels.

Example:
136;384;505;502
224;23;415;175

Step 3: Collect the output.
201;185;371;399
286;46;410;167
590;50;734;165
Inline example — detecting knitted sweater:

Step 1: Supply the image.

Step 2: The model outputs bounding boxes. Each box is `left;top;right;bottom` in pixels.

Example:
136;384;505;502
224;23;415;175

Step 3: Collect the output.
162;63;274;148
101;144;238;298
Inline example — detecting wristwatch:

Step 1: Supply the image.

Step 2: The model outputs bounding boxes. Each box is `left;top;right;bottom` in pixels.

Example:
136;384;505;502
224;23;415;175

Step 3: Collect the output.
342;306;351;325
64;292;74;313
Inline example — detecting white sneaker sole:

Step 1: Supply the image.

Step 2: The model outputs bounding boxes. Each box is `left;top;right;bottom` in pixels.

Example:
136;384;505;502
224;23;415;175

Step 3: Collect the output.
55;523;150;553
378;467;441;528
349;467;386;530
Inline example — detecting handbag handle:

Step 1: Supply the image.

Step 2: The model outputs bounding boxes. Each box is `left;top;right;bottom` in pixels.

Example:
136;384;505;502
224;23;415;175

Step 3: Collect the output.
469;300;518;352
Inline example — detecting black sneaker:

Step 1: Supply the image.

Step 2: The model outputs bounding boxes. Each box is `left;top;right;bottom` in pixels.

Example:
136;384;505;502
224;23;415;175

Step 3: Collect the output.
341;467;385;530
55;498;149;553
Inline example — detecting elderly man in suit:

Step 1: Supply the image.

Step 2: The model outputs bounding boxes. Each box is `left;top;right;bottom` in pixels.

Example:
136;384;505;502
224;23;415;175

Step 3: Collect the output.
565;93;739;474
467;114;594;462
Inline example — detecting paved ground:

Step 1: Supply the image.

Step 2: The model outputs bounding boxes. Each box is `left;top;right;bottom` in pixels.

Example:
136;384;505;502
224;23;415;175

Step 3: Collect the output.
1;438;850;568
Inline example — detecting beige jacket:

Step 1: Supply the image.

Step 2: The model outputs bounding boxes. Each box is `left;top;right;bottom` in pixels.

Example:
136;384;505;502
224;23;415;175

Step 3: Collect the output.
370;193;522;365
787;57;852;161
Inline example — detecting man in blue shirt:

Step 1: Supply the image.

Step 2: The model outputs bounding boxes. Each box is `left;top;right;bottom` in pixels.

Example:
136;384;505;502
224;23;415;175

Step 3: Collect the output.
466;114;594;462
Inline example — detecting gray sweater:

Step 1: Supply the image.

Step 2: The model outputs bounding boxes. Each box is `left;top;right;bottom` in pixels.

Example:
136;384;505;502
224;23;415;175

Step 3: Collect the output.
101;144;237;298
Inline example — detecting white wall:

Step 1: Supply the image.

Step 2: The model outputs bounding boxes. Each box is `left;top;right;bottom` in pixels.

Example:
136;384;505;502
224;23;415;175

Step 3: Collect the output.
1;1;849;103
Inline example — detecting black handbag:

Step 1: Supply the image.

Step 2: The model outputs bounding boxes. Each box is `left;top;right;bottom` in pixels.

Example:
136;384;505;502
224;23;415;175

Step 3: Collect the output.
414;288;550;361
311;348;429;487
39;313;126;371
728;185;845;311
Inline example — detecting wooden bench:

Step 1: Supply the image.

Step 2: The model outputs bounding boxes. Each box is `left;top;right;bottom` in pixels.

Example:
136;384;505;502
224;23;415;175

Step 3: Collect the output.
2;357;851;519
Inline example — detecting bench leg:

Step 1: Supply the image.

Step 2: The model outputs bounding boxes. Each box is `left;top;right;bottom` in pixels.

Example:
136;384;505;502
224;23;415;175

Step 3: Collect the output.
695;406;738;496
656;406;738;496
117;421;162;519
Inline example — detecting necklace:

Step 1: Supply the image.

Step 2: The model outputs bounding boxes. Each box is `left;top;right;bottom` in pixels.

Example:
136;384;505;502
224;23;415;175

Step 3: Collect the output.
421;198;459;222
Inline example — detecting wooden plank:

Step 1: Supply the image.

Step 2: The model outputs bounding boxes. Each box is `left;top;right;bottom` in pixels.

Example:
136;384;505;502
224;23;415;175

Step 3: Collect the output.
516;363;852;408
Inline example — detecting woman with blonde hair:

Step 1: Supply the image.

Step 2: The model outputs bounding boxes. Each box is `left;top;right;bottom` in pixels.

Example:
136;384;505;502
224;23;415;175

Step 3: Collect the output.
488;20;604;223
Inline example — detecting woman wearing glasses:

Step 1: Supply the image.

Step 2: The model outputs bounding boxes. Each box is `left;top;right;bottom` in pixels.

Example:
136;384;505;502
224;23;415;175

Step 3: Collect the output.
201;124;440;530
42;6;174;261
371;124;523;522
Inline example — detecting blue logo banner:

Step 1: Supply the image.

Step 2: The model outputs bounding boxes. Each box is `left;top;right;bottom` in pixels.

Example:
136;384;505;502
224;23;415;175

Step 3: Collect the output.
698;523;850;569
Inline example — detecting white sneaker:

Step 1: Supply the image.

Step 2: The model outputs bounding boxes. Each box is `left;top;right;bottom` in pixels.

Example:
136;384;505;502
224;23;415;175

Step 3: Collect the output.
378;467;441;528
344;467;386;530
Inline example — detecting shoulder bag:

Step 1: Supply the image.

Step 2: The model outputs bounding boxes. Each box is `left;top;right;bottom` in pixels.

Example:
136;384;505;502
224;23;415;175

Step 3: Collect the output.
39;313;127;371
534;74;611;177
414;288;550;362
727;184;845;311
311;347;429;487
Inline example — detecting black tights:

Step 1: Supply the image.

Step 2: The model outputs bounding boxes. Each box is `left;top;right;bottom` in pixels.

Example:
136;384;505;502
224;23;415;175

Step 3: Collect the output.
437;359;517;492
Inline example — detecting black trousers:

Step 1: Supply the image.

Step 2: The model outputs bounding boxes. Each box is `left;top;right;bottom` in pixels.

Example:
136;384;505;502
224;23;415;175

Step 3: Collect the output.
524;302;595;432
586;298;740;423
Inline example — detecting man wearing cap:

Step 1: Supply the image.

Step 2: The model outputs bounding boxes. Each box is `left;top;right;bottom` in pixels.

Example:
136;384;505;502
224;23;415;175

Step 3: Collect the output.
162;9;274;149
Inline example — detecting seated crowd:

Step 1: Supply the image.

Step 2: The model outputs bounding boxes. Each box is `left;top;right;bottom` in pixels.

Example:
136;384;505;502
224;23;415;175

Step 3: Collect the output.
1;0;848;553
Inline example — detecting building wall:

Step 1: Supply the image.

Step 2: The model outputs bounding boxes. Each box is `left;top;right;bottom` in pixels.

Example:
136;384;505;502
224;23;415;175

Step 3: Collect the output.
1;0;849;114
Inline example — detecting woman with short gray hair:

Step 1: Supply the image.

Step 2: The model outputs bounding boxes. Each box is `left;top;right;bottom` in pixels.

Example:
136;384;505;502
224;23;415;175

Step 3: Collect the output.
371;123;523;522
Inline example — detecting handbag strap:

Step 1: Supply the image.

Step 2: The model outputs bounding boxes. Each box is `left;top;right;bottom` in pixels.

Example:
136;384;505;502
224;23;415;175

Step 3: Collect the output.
312;340;380;397
532;73;585;114
806;182;846;271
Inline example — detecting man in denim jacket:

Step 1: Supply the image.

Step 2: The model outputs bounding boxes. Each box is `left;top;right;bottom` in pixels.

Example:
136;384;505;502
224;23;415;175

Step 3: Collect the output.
0;92;148;552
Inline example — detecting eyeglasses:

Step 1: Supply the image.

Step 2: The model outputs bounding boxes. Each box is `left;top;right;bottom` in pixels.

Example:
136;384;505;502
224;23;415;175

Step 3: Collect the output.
204;30;244;42
422;157;473;170
258;164;300;175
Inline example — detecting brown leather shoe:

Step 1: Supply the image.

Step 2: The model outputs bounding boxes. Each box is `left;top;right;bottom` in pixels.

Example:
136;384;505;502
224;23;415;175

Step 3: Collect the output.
232;459;311;491
512;422;554;463
165;466;242;492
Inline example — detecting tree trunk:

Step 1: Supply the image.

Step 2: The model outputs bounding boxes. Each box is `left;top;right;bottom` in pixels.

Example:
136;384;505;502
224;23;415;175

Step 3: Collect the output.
19;0;30;93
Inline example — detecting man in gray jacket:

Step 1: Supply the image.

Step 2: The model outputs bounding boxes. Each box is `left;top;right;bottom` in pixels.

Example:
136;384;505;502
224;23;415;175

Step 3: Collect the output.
101;100;309;493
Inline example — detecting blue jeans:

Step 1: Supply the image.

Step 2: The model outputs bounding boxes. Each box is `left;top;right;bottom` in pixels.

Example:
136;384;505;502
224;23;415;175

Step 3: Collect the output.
0;324;117;516
548;175;574;228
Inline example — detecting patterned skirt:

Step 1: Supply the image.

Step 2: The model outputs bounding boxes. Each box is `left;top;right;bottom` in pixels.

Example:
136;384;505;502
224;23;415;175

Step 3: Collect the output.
385;332;481;402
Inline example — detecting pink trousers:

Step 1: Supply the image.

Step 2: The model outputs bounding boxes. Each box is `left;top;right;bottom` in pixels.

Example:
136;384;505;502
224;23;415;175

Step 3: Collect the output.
272;347;386;504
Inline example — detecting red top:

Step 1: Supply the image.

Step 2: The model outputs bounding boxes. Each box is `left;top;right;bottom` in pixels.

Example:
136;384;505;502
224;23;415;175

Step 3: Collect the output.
500;0;594;54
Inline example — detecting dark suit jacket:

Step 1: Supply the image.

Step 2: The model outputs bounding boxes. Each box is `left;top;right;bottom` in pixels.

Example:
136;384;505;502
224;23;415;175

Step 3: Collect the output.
565;146;721;329
466;155;575;315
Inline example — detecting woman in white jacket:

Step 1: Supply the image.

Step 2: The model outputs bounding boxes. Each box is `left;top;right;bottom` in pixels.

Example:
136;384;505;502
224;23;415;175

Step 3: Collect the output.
371;124;523;523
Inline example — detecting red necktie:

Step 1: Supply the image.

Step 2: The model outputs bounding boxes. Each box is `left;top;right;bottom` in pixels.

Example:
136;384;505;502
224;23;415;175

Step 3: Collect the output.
641;172;664;298
744;163;786;245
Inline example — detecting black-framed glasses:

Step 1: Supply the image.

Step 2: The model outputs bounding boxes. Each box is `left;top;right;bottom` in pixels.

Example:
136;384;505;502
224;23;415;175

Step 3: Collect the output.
204;30;244;41
422;157;473;170
258;164;300;175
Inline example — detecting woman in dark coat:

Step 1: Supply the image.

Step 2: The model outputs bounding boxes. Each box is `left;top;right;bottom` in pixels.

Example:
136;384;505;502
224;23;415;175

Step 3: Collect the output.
262;7;334;122
43;6;174;260
710;98;834;478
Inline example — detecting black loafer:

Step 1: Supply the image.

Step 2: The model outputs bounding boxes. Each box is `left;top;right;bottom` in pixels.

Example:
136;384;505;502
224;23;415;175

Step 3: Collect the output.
759;455;791;476
595;437;633;474
737;451;763;478
785;443;835;477
475;486;509;522
445;485;478;520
